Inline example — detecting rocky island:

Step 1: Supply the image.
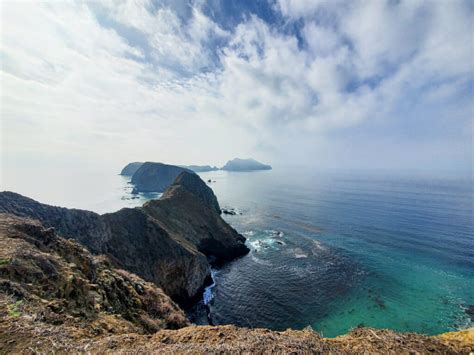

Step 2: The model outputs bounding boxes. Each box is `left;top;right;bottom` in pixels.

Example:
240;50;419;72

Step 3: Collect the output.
222;158;272;171
120;159;271;186
0;172;472;353
130;162;193;193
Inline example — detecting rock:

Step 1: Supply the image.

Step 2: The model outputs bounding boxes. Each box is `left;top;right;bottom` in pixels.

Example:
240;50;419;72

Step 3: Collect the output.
131;188;139;195
222;209;237;216
169;172;221;214
131;162;193;193
221;158;271;171
120;162;143;176
146;173;248;265
0;214;189;335
0;172;248;302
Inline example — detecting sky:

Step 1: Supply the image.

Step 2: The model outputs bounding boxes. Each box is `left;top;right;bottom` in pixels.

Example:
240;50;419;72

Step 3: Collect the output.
1;0;473;177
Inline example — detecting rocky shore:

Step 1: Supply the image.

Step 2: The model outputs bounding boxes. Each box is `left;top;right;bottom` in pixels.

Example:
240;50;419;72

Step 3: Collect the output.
0;172;472;353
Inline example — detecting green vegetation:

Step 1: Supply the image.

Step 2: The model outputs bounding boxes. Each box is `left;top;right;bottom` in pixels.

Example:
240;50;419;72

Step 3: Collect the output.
0;257;10;266
8;300;22;318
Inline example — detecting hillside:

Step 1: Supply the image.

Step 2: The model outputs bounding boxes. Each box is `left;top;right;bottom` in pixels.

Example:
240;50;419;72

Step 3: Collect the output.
0;173;248;302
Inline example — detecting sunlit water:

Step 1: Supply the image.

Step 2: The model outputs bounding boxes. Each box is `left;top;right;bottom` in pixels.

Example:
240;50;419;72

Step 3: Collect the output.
2;167;473;337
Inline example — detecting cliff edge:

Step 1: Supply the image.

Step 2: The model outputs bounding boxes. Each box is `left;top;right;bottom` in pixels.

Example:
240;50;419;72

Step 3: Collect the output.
0;173;248;302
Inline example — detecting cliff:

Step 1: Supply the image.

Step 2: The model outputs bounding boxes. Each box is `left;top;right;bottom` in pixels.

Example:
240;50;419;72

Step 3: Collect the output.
0;173;248;301
167;172;221;214
120;162;143;176
222;158;272;171
0;214;188;340
131;162;193;192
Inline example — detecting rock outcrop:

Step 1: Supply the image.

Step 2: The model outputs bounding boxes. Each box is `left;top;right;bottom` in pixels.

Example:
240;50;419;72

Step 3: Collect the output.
120;162;143;176
222;158;271;171
0;214;188;337
168;172;221;214
0;174;248;301
131;162;193;192
143;174;247;263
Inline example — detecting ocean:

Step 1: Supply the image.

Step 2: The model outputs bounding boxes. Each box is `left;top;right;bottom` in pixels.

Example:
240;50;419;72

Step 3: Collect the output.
2;166;473;337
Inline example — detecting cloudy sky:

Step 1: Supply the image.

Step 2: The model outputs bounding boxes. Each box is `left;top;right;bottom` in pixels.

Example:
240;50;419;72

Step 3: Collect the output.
1;0;473;176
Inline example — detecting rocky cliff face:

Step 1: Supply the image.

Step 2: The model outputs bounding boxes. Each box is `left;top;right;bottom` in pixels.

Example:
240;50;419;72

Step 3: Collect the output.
0;191;108;251
169;172;221;214
0;214;188;338
120;162;143;176
0;174;248;301
144;184;247;263
131;162;193;192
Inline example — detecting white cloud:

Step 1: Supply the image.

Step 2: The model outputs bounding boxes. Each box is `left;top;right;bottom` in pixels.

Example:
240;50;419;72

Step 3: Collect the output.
1;0;472;176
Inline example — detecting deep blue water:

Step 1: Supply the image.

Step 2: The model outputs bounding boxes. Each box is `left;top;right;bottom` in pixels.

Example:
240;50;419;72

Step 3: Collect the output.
196;169;473;337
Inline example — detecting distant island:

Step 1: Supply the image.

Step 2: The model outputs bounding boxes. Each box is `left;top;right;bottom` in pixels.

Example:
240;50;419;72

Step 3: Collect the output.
121;158;271;179
121;162;219;176
121;159;272;196
221;158;272;171
131;162;193;193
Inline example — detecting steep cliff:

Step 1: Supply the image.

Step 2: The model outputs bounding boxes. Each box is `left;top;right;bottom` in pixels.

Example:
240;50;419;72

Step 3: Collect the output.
144;182;247;263
131;162;193;192
120;162;143;176
0;214;188;338
168;172;221;214
0;174;248;301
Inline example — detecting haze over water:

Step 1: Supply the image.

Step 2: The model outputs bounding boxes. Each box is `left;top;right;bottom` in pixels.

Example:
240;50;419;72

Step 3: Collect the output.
2;165;472;337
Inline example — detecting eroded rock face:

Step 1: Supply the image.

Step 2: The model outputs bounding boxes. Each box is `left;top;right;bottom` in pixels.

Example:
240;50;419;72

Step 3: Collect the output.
169;172;221;214
0;192;108;252
131;162;193;192
145;186;247;264
0;173;248;301
0;214;189;335
100;208;210;301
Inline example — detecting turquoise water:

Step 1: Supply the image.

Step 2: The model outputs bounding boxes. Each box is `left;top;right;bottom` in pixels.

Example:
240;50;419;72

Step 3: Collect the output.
196;169;473;337
3;166;472;337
